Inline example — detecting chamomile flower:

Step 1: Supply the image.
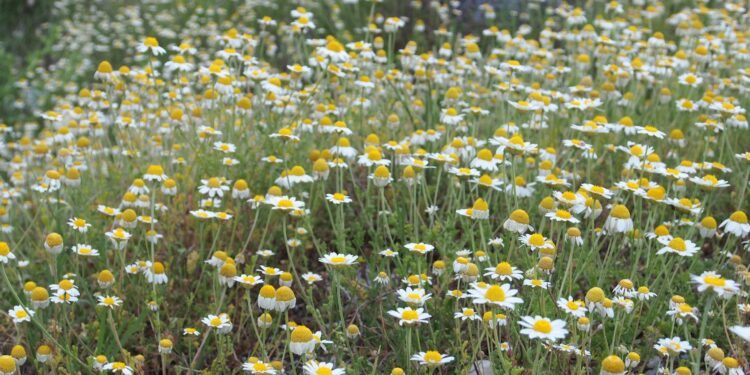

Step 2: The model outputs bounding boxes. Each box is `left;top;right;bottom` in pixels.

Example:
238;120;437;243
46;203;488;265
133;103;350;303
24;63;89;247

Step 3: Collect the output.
0;242;15;263
8;305;34;324
519;316;568;341
97;295;123;309
202;314;231;331
137;37;166;55
302;361;345;375
656;237;699;257
67;217;91;233
388;307;431;326
691;271;739;298
319;253;358;267
397;287;432;306
410;351;455;366
557;297;587;317
468;283;523;309
484;262;523;280
720;211;750;237
405;242;434;255
71;244;99;257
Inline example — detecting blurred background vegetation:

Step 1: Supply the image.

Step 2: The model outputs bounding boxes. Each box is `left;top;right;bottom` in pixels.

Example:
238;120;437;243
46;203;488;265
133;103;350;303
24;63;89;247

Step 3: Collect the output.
0;0;58;125
0;0;583;127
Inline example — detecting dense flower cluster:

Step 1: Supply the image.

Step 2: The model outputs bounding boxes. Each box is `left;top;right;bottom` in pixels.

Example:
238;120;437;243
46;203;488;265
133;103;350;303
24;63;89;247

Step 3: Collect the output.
1;0;750;374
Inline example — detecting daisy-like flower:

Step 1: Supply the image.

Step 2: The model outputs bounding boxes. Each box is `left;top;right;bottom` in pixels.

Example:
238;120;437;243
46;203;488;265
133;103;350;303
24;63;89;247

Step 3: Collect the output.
387;307;431;326
580;183;613;199
325;192;351;204
319;253;358;267
97;295;123;309
497;135;538;155
656;237;699;257
667;302;699;324
8;305;34;324
182;327;200;337
302;361;345;375
289;325;315;355
243;359;276;374
524;278;550;289
67;217;91;233
410;351;455;366
600;355;626;375
202;314;231;331
50;279;80;299
503;209;534;233
234;274;263;287
468;283;523;309
379;248;398;257
301;272;322;285
258;266;283;277
519;316;568;341
404;242;434;255
518;233;554;251
653;336;692;356
199;177;230;198
144;262;168;284
0;242;16;263
691;271;739;298
557;297;587;317
604;205;633;233
456;198;490;220
546;209;580;223
397;287;432;306
137;37;166;55
689;174;730;190
105;228;132;249
720;211;750;237
268;196;306;211
678;73;703;87
484;261;523;281
454;308;481;321
634;286;657;301
440;108;464;125
71;244;100;257
102;362;134;375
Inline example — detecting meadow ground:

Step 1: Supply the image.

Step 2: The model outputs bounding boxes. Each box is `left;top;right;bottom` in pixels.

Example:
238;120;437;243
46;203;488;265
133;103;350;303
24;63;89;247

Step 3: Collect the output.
1;0;750;374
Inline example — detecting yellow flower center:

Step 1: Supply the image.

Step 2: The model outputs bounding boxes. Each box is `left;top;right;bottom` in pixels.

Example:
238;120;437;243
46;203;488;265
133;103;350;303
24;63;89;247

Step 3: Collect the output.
144;37;159;47
402;310;418;320
330;256;347;264
424;351;442;363
528;234;545;247
610;205;630;219
729;211;748;224
556;210;572;219
532;319;552;334
484;285;506;302
668;238;687;251
704;276;726;287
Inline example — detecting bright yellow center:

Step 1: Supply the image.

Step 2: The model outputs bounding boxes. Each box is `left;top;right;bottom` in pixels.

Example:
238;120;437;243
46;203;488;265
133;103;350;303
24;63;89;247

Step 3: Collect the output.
533;320;552;333
704;276;726;287
529;234;545;247
484;285;506;302
424;351;442;363
668;238;686;251
402;310;418;320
